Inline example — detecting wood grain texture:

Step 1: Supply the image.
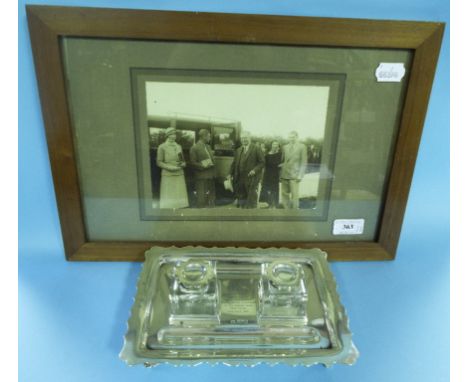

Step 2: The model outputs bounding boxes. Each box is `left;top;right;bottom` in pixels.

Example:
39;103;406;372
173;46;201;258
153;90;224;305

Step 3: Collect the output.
378;24;445;256
70;241;392;262
27;8;87;259
26;5;441;48
25;5;444;262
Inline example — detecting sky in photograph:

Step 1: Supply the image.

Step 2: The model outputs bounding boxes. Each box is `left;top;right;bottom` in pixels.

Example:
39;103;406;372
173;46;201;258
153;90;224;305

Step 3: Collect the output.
145;82;329;140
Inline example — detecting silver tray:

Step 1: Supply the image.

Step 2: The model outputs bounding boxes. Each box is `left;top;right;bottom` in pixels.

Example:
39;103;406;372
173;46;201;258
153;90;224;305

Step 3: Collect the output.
120;246;358;367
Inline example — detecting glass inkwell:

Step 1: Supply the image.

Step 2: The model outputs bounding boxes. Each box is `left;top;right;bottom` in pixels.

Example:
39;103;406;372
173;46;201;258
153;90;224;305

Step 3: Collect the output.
259;261;308;325
168;260;218;325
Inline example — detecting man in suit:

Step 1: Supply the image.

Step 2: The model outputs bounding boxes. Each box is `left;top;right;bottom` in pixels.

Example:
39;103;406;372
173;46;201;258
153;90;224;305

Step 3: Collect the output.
190;129;216;208
229;131;265;208
280;130;307;209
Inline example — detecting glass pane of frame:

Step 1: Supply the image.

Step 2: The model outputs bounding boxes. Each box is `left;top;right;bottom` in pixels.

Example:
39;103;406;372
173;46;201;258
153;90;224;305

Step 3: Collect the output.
61;37;412;243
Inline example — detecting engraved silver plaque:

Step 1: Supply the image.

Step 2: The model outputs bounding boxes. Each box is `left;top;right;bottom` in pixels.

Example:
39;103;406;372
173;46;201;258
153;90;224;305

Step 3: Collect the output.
120;247;358;367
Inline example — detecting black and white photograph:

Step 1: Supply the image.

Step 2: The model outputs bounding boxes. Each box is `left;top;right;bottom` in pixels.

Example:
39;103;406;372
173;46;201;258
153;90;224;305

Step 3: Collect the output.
145;78;329;212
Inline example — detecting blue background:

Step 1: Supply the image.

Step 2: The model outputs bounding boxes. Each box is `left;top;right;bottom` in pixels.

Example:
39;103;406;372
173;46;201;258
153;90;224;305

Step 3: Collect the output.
19;0;450;381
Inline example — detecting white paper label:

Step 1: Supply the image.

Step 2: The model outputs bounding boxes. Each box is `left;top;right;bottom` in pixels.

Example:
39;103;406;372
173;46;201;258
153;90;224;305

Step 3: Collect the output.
375;63;405;82
333;219;365;235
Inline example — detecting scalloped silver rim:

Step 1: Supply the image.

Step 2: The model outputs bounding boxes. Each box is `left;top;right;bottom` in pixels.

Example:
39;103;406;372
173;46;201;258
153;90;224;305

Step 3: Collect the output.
120;246;358;367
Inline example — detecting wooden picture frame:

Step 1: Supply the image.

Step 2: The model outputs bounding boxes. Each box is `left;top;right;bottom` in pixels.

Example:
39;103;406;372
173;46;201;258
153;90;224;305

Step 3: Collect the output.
26;5;444;261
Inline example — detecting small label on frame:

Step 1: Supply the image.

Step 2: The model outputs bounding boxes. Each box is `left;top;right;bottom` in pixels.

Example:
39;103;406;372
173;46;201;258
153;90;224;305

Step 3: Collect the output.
333;219;365;235
375;63;405;82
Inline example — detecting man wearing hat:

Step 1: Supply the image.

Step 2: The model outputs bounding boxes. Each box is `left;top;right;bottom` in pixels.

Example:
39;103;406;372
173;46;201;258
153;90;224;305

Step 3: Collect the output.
189;129;216;208
156;127;189;209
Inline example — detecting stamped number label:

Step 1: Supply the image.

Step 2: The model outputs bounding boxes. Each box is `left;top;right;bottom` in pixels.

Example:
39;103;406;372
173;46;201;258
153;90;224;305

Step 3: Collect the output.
333;219;365;235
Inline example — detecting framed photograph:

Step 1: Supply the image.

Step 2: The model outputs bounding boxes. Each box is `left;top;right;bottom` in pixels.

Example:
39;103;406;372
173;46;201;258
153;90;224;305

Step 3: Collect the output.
132;69;343;221
27;5;444;261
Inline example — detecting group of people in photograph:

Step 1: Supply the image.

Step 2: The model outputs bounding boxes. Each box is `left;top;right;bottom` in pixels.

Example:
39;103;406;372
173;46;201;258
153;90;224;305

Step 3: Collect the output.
156;127;309;210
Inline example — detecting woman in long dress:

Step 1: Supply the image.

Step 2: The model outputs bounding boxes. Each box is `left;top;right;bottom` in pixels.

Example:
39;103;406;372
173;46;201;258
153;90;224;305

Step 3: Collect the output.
157;127;189;209
260;141;282;208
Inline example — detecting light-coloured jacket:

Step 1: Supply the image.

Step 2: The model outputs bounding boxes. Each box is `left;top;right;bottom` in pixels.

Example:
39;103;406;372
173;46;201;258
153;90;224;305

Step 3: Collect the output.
157;141;185;177
280;142;307;180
